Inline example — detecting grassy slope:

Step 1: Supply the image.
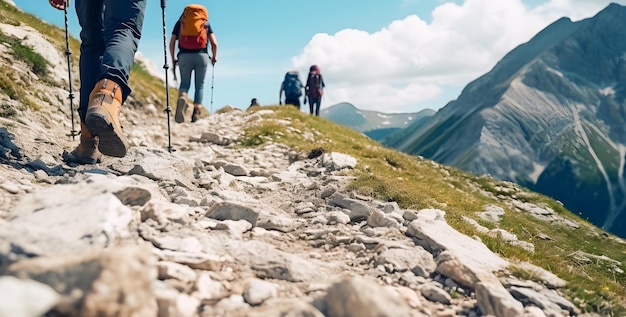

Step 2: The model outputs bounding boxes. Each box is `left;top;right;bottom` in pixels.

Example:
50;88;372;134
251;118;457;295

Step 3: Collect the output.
242;105;626;315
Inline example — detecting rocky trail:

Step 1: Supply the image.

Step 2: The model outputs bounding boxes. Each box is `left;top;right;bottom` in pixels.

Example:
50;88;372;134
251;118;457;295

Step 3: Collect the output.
0;99;585;317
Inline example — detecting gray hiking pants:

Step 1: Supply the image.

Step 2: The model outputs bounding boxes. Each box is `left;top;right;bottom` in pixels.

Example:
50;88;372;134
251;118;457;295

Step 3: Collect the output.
177;52;210;105
75;0;146;122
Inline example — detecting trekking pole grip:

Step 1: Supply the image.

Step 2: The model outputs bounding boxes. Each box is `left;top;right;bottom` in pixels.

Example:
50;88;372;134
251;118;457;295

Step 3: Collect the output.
160;0;166;9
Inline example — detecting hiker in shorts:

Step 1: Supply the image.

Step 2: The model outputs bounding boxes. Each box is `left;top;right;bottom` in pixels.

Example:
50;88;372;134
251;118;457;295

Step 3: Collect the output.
305;65;326;116
50;0;147;164
279;70;304;108
169;4;218;123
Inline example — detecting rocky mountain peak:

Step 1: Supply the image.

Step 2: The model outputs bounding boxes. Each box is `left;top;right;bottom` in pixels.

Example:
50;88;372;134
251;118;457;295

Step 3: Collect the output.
595;2;626;20
387;2;626;240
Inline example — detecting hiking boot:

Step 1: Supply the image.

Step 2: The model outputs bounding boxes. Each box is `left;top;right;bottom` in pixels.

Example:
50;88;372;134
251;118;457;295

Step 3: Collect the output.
85;78;128;158
63;122;102;164
174;96;189;123
191;106;201;123
175;96;188;123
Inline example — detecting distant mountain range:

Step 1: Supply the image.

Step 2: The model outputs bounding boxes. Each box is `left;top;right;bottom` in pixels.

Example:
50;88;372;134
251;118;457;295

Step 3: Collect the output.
320;102;435;141
383;3;626;238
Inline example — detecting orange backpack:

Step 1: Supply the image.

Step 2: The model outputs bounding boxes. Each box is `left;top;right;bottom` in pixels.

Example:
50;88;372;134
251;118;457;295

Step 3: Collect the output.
179;4;208;50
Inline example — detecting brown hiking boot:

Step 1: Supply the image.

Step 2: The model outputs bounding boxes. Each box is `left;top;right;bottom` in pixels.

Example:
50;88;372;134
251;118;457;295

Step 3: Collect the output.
63;122;102;164
191;106;201;123
85;78;128;157
175;96;188;123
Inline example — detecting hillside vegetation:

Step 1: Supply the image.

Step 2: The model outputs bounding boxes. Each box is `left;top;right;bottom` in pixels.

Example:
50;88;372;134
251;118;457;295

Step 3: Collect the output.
243;106;626;314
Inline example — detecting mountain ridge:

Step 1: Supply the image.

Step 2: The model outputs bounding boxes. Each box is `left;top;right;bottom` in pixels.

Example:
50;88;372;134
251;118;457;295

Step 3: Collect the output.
385;2;626;238
320;102;434;141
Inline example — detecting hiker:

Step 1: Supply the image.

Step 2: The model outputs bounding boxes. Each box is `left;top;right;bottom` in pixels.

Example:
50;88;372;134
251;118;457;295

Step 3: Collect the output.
169;4;218;123
305;65;326;116
247;98;261;112
50;0;147;164
279;71;304;108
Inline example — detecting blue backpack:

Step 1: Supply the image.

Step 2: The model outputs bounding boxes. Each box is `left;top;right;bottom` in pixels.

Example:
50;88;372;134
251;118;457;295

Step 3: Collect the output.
283;72;302;98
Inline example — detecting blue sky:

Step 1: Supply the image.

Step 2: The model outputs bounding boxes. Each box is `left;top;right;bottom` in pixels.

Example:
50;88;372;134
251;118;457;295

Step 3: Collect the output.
9;0;626;114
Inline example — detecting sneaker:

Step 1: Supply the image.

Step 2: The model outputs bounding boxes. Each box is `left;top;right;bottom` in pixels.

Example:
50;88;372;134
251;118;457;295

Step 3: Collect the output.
85;78;128;158
175;96;188;123
63;123;102;164
191;107;201;123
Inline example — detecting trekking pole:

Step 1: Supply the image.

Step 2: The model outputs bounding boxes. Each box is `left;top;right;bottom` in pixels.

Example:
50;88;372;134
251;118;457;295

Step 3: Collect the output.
63;0;78;140
160;0;173;153
209;64;215;114
173;61;178;86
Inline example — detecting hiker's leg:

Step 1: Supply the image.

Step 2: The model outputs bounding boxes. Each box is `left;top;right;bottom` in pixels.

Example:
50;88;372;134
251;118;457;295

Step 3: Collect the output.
315;98;321;116
285;97;299;108
190;53;206;123
308;95;314;114
75;0;105;122
81;0;145;158
98;0;146;102
192;53;210;105
175;53;194;123
191;103;202;122
67;0;105;164
177;53;193;96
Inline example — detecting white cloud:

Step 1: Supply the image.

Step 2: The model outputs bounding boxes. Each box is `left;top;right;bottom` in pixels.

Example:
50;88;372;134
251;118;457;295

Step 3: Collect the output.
533;0;623;21
292;0;626;113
